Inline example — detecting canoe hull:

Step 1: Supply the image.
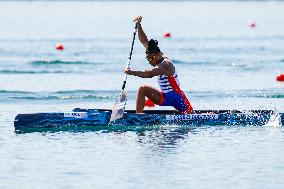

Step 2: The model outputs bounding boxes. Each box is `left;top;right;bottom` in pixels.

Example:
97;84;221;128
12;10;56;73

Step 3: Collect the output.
14;108;283;130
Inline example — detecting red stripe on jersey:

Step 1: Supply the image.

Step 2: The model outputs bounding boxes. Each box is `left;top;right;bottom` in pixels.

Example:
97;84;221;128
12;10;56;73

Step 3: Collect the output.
167;76;193;113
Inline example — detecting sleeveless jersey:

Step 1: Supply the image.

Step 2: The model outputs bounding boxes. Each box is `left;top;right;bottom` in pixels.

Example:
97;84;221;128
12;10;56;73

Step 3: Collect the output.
155;58;193;113
156;59;180;93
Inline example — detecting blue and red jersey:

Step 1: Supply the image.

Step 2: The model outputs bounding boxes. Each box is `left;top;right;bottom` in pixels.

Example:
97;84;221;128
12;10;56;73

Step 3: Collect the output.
156;58;193;113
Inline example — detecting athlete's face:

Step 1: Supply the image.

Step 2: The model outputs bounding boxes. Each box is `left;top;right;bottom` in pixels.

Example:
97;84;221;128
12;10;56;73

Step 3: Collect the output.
146;53;157;66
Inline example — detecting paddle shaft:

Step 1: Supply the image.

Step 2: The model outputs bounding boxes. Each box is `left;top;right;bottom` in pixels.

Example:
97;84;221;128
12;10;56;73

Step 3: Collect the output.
121;24;138;91
109;23;138;122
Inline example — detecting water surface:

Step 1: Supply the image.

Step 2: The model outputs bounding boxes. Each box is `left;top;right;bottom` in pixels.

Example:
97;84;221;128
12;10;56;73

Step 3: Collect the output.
1;1;284;189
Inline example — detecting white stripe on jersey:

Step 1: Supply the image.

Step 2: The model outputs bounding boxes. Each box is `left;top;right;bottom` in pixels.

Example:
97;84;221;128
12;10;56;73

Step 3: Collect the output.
156;59;180;93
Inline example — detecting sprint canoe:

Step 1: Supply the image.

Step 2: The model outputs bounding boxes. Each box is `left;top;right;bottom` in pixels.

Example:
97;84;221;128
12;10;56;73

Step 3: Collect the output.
14;108;284;130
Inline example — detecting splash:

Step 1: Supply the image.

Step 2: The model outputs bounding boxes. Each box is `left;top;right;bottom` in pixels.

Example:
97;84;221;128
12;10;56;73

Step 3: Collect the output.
265;111;281;127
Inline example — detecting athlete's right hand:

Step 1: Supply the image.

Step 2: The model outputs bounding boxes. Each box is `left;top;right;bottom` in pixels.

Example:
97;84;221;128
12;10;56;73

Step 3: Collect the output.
133;16;142;24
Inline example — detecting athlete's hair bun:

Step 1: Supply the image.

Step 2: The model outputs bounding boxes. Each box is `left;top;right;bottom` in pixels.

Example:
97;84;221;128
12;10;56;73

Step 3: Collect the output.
148;39;158;47
146;39;161;54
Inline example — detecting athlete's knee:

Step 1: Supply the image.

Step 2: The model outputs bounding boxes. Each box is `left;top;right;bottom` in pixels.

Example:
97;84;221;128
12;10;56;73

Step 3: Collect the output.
138;85;148;94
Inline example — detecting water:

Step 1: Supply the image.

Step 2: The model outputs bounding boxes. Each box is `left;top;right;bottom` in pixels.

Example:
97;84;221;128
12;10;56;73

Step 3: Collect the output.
1;1;284;188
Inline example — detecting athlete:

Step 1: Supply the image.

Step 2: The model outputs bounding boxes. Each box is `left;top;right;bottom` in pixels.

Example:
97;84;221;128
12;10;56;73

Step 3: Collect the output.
124;16;193;114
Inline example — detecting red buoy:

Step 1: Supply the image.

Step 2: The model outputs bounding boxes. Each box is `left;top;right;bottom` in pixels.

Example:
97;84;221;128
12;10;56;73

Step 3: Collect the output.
276;73;284;81
55;43;64;51
163;32;171;38
249;21;256;28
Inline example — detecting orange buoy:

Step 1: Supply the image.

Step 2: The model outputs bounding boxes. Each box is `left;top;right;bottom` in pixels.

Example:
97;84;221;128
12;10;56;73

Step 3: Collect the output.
144;98;155;107
55;43;64;51
249;21;256;28
163;32;171;38
276;73;284;81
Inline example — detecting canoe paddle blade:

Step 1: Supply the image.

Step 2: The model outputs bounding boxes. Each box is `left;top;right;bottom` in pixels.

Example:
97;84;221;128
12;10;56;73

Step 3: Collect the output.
110;90;127;122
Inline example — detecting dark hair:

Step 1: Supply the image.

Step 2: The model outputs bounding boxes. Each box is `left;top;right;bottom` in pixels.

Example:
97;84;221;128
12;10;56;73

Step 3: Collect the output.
146;39;161;54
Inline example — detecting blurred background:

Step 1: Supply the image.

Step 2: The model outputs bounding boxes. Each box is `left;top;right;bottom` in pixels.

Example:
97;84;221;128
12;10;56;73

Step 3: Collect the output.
0;0;284;113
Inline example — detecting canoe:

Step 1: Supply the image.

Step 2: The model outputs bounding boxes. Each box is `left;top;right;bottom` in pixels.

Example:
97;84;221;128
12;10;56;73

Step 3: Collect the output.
14;108;284;131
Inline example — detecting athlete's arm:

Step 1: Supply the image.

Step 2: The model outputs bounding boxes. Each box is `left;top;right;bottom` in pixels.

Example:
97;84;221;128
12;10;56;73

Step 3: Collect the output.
133;16;148;49
124;63;170;78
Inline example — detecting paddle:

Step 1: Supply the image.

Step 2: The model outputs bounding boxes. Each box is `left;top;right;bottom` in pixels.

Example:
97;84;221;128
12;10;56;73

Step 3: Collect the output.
110;23;138;122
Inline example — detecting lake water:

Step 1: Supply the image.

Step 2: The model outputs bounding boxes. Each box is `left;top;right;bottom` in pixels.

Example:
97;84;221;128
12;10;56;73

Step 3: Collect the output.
1;1;284;188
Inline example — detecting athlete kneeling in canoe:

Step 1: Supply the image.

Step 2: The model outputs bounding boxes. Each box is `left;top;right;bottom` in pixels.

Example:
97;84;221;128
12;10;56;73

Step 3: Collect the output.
124;16;193;114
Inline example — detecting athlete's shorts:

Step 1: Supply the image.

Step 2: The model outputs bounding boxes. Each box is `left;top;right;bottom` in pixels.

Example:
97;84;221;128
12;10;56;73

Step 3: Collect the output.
159;90;192;113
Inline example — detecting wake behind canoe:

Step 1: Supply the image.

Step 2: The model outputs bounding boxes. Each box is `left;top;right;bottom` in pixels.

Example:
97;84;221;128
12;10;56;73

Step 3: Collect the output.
14;108;284;130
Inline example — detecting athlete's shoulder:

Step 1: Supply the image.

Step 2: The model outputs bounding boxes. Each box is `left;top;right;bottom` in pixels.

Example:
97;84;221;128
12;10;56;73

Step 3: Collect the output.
161;56;174;68
159;56;175;75
162;56;175;69
162;55;172;63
